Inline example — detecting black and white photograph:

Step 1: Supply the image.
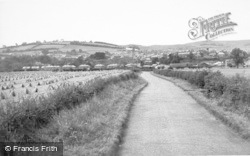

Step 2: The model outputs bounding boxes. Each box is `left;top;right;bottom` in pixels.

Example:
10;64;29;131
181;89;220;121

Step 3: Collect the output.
0;0;250;155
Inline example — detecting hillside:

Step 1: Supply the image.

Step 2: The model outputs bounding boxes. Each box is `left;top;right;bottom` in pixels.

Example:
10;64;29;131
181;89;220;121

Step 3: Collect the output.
140;40;250;52
0;41;125;55
1;40;250;56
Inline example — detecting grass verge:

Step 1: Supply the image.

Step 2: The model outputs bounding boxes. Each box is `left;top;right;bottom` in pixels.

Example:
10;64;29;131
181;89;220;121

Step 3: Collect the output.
152;72;250;140
34;77;147;156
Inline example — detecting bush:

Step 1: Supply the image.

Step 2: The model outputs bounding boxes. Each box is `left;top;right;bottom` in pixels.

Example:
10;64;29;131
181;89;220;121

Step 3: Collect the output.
1;92;5;99
26;88;29;94
154;69;209;88
11;91;16;97
222;75;250;110
195;70;209;88
204;71;228;98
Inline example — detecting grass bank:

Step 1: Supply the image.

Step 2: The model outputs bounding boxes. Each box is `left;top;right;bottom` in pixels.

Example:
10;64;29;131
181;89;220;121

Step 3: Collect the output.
36;77;147;156
153;70;250;140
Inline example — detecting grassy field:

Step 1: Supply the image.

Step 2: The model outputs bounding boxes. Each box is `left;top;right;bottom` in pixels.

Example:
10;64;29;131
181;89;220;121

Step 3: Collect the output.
8;45;37;51
141;40;250;51
33;44;66;49
0;42;123;55
211;67;250;77
60;45;120;53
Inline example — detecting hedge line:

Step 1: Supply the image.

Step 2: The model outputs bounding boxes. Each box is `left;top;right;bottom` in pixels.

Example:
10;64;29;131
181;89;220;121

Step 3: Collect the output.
0;71;138;142
154;69;250;119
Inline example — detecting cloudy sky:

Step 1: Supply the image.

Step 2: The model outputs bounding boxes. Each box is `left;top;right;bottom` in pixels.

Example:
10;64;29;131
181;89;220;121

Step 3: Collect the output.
0;0;249;47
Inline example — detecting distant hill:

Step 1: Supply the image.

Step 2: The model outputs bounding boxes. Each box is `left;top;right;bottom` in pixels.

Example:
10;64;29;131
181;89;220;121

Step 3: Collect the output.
140;40;250;52
1;40;250;56
0;41;125;54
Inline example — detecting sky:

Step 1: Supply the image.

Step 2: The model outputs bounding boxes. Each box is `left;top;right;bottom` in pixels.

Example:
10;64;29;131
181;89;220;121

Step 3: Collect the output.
0;0;249;47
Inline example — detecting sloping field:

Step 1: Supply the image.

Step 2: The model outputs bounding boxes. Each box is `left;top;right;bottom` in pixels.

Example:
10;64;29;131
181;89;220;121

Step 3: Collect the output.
212;67;250;77
10;51;42;55
141;40;250;52
10;45;37;51
60;45;120;53
33;44;66;49
13;45;36;51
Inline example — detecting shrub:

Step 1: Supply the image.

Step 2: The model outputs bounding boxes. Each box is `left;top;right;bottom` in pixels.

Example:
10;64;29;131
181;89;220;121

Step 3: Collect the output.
12;91;16;97
195;70;209;88
26;88;29;94
1;92;5;99
204;71;228;98
222;75;250;110
154;69;209;88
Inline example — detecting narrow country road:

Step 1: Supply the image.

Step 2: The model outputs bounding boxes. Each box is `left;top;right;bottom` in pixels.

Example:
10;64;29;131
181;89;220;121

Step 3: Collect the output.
118;72;250;155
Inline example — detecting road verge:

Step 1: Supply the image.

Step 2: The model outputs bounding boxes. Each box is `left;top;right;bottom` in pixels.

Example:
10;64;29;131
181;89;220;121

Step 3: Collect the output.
37;77;148;156
152;72;250;141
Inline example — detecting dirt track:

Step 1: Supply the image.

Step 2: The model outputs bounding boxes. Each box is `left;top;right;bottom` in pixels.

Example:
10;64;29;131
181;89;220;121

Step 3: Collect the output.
118;72;250;155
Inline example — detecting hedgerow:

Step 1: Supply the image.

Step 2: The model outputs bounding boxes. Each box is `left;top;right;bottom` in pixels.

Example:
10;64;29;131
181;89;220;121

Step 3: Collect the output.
154;69;250;119
154;69;209;88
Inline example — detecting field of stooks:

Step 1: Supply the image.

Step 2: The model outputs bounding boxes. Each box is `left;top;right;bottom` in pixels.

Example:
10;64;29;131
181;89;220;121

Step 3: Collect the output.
0;69;147;155
0;70;128;103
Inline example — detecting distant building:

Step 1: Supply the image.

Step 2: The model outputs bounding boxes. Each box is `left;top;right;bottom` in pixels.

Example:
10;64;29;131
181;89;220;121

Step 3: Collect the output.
107;64;118;69
79;64;90;70
62;65;76;70
22;66;31;70
41;65;60;71
209;50;217;57
125;47;133;51
31;66;40;70
178;52;190;57
94;64;105;70
217;52;225;57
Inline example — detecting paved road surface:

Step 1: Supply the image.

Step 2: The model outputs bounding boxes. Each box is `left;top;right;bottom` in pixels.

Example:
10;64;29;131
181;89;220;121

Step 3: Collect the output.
118;72;250;155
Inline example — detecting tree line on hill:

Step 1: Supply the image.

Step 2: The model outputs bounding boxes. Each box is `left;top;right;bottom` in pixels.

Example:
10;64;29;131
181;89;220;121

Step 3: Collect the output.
69;41;123;49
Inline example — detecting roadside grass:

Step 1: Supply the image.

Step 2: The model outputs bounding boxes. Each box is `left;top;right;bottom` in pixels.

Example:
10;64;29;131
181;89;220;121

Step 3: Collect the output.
152;71;250;140
36;78;147;156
